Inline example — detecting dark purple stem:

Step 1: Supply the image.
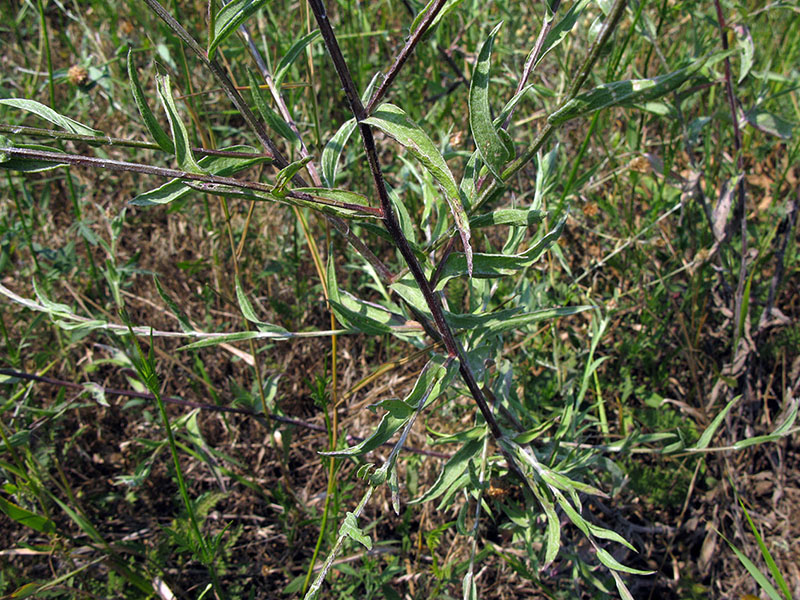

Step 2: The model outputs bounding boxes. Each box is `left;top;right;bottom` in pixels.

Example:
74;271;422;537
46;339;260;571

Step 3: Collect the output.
306;0;508;446
365;0;451;115
712;0;748;359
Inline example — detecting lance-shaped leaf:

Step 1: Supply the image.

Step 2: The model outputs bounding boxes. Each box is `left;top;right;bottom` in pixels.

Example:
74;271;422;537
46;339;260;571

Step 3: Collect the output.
409;0;464;39
321;117;357;188
273;156;312;195
529;482;561;566
446;305;591;334
177;328;346;351
154;276;192;332
548;58;712;126
409;436;483;504
470;207;545;228
325;249;420;337
469;23;511;180
0;495;56;534
363;103;473;274
248;70;300;146
685;396;740;451
323;357;456;457
0;98;102;137
433;216;566;288
130;145;271;205
742;106;793;140
274;29;321;88
595;548;653;575
182;183;379;220
208;0;268;60
127;50;173;153
533;0;591;70
0;141;67;173
235;276;290;334
155;74;206;174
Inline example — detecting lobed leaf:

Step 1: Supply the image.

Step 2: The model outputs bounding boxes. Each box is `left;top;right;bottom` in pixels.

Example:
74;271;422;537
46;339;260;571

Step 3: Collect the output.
339;512;372;550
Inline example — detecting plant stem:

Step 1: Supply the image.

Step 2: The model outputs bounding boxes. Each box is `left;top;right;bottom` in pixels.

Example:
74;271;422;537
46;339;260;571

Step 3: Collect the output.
365;0;451;114
0;124;271;156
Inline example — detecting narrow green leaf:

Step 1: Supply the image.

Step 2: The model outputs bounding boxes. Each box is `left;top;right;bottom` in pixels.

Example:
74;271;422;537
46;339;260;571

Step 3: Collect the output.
293;187;373;212
274;30;321;87
733;24;754;84
495;84;534;128
155;74;206;174
0;135;9;162
0;142;67;172
208;0;268;60
273;156;312;195
470;207;545;228
610;571;636;600
154;276;192;332
743;106;793;139
738;497;792;600
177;329;342;351
410;437;483;504
235;276;290;334
687;396;740;451
446;305;591;334
538;490;561;565
469;23;511;179
549;59;710;126
410;0;463;38
595;548;653;575
0;98;103;136
130;145;270;205
248;70;300;145
339;512;372;550
364;103;472;273
324;357;454;457
325;410;407;456
727;544;784;600
534;0;591;70
322;117;357;187
434;216;566;288
127;50;173;153
458;150;481;208
0;495;55;534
